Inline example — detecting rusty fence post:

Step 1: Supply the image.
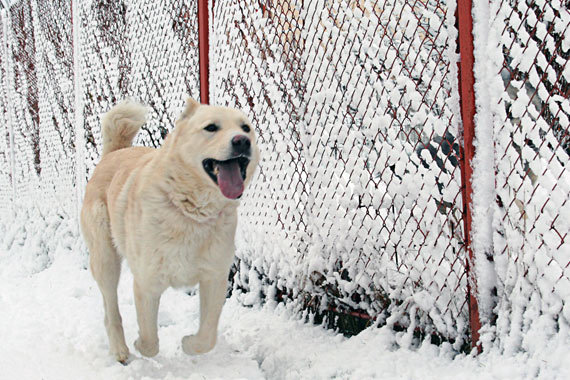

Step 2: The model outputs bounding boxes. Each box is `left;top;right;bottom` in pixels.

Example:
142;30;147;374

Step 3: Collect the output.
457;0;482;352
197;0;210;104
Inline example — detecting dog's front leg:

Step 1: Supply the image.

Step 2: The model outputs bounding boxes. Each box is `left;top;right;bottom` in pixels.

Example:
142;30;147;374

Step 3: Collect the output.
182;275;227;355
133;280;162;357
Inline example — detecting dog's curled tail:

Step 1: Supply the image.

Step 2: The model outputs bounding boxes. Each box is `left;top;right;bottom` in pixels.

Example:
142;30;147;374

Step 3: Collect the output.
101;101;147;156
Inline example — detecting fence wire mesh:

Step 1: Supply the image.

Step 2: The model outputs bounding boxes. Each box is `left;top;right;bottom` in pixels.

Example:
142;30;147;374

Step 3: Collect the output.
212;0;470;343
0;0;76;215
0;17;12;213
35;0;76;214
6;0;41;208
78;0;200;179
485;0;570;352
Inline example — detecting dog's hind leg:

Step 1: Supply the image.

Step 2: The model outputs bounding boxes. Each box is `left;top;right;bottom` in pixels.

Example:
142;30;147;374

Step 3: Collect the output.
81;202;130;363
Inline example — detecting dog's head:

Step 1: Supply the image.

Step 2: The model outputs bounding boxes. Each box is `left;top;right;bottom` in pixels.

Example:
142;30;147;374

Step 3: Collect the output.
169;98;260;200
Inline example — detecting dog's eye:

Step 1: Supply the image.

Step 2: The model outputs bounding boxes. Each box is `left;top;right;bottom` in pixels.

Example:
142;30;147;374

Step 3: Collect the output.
204;124;219;132
241;124;251;133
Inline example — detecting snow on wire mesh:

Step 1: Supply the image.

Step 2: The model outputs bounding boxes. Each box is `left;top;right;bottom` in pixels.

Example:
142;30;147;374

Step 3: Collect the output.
212;0;469;342
1;0;75;215
4;0;40;208
478;0;570;353
0;17;12;213
0;0;201;214
78;0;201;180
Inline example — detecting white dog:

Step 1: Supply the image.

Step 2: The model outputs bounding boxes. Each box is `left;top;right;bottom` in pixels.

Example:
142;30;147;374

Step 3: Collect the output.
80;98;259;362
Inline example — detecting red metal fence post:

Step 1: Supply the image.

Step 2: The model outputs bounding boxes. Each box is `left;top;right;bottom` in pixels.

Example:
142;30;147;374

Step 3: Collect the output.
197;0;210;104
457;0;482;352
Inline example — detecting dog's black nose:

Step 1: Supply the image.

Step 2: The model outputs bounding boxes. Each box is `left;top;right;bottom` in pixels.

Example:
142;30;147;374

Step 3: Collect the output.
231;135;251;156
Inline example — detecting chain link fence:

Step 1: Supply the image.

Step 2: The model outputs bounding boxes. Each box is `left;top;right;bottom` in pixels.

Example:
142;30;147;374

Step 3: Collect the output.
474;0;570;354
78;0;201;180
0;0;201;212
0;15;12;214
0;0;568;351
5;0;41;210
212;0;470;344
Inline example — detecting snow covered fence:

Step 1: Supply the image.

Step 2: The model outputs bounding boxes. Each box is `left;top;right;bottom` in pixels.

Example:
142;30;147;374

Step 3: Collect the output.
212;0;473;346
0;0;568;353
0;0;76;217
76;0;201;182
471;0;570;355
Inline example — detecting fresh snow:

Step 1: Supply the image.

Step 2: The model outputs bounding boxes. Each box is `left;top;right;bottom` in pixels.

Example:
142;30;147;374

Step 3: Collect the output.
0;224;569;380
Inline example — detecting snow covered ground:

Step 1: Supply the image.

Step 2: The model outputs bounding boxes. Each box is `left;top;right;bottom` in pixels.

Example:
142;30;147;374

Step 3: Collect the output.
1;226;568;380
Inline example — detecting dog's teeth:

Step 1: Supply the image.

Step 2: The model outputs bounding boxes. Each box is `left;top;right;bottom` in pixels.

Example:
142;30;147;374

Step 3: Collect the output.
213;165;219;176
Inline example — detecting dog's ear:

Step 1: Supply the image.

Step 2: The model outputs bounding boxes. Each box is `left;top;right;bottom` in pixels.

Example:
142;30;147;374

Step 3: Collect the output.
179;97;200;121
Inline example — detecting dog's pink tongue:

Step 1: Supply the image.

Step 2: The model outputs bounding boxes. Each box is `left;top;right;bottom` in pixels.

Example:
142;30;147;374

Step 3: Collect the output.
217;161;244;199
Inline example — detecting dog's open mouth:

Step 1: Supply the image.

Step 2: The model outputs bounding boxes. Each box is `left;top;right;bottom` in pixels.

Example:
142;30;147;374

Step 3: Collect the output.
202;156;249;199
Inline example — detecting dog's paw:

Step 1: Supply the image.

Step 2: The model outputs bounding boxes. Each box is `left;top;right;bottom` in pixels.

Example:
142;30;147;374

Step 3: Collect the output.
134;337;159;357
112;344;130;364
182;334;216;355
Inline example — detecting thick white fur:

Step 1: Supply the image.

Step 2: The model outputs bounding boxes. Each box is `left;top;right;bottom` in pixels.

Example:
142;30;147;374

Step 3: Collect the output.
80;98;259;362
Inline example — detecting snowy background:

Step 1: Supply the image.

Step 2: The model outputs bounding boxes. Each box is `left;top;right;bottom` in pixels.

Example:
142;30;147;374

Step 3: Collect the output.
0;0;569;379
